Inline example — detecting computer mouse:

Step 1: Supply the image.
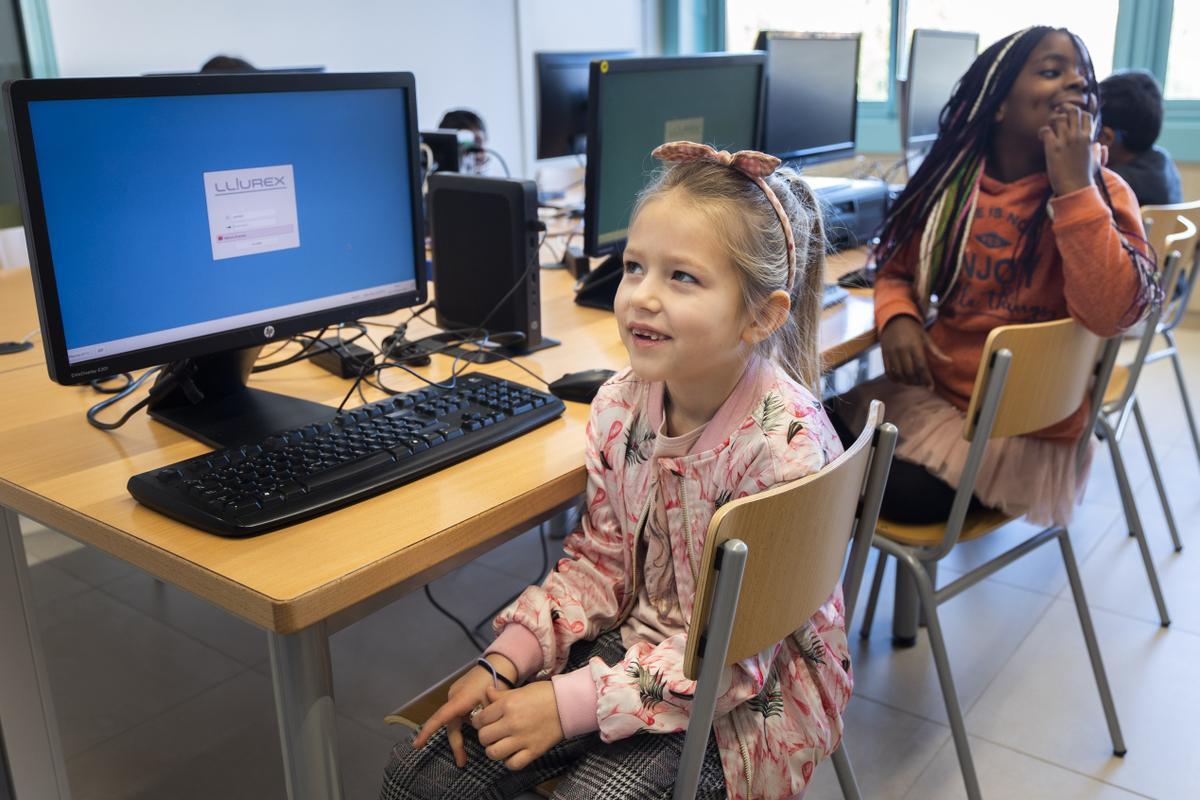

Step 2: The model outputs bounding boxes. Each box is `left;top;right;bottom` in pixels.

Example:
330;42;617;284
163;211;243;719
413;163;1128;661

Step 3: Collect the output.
548;368;616;404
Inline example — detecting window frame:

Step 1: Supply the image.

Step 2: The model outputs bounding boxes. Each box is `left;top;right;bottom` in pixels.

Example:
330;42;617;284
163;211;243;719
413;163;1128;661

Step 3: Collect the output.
700;0;1197;160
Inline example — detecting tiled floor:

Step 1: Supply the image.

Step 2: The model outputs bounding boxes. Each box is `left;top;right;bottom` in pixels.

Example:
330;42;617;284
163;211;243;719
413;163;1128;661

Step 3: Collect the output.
16;327;1200;799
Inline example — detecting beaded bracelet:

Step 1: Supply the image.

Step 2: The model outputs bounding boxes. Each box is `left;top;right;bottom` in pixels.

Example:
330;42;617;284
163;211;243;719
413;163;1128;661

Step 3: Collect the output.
477;656;517;689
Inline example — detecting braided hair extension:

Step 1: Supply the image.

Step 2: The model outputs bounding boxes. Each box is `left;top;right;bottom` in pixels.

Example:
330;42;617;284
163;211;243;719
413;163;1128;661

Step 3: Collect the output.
875;26;1160;326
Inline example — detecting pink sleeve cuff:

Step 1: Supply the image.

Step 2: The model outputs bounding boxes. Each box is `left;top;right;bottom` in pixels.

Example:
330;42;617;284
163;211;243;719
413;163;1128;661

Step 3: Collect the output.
484;624;544;683
550;667;600;738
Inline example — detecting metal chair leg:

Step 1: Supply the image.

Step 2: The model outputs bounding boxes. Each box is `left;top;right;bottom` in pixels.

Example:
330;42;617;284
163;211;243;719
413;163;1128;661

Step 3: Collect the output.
855;352;870;385
1104;419;1171;626
1132;399;1182;552
859;551;887;640
1164;334;1200;469
1056;529;1126;756
830;742;862;800
901;550;982;800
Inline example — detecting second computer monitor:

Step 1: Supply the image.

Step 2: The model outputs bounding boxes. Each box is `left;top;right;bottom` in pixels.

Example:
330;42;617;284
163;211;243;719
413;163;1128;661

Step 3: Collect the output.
535;50;633;161
583;52;765;257
755;31;860;164
905;29;979;148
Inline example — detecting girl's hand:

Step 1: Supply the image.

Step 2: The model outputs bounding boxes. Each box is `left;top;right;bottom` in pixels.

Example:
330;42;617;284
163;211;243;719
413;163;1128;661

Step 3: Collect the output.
1040;104;1096;197
412;656;518;768
472;682;565;771
880;316;948;387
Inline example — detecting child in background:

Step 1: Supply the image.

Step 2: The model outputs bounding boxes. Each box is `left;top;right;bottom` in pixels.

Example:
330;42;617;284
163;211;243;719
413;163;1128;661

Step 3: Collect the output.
1098;69;1183;207
831;26;1159;526
380;142;850;800
438;108;491;175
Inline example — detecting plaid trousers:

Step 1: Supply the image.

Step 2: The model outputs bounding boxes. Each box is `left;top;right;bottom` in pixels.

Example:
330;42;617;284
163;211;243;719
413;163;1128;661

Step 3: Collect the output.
379;630;727;800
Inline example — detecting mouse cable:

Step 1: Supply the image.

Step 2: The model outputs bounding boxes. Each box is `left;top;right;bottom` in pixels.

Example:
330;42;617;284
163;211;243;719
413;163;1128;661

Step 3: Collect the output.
332;228;546;417
423;585;486;652
331;327;511;415
472;522;551;641
90;373;134;394
376;325;550;389
251;322;372;374
251;325;335;373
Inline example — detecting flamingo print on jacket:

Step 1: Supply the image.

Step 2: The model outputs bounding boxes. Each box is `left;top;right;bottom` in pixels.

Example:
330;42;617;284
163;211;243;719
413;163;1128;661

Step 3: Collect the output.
492;358;853;799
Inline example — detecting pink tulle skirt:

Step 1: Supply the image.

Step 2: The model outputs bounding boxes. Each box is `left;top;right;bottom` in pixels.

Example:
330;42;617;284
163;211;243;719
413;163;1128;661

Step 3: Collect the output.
837;377;1094;527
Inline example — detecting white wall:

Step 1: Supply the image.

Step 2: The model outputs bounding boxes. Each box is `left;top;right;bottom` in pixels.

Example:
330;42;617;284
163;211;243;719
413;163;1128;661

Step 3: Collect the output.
43;0;654;180
515;0;654;177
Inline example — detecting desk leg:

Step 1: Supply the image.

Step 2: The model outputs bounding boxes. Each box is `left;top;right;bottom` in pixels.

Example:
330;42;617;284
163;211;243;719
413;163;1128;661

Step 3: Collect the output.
0;507;71;799
268;623;343;800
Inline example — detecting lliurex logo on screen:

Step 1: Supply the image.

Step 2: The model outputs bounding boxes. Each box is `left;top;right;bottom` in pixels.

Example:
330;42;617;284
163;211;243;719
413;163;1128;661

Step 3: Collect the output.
203;164;301;261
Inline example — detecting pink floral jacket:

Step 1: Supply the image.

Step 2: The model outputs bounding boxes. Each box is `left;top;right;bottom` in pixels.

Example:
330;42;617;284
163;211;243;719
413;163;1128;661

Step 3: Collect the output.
491;360;853;799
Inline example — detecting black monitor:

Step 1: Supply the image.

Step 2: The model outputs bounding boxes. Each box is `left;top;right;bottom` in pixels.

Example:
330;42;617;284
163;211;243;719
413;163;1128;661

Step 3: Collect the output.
904;29;979;148
534;50;633;160
144;66;328;76
4;72;426;447
420;129;466;174
754;31;860;164
583;53;765;259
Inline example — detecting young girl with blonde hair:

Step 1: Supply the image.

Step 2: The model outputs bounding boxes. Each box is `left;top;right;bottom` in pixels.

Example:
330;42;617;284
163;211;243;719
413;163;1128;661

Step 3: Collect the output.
379;141;852;800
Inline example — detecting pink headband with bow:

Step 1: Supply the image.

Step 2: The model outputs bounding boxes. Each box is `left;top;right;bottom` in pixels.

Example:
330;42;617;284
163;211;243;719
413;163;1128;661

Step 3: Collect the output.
651;140;797;287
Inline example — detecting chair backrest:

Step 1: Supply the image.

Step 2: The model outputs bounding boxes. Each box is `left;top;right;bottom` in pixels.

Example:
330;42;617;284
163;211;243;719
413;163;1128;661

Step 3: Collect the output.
1106;251;1183;423
963;318;1104;441
921;317;1115;558
1143;202;1200;330
1143;201;1200;280
683;401;895;679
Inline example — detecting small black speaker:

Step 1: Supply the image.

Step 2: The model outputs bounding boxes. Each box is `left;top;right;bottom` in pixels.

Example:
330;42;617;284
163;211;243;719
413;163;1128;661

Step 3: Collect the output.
419;129;462;173
428;173;558;360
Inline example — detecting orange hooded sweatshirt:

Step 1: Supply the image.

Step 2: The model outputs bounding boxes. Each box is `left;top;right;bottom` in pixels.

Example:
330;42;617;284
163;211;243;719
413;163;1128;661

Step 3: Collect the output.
874;168;1154;444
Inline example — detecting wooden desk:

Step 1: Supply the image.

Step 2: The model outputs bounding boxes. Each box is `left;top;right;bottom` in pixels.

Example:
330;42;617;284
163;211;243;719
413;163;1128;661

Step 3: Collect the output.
0;263;875;799
0;268;43;374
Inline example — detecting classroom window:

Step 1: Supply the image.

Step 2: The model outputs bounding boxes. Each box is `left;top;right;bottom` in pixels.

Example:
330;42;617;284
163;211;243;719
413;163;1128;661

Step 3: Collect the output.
1165;0;1199;99
725;0;892;101
903;0;1118;79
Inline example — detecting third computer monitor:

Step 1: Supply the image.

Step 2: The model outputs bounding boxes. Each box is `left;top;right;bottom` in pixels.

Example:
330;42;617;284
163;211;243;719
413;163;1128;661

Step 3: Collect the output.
755;31;860;165
905;29;979;148
583;52;765;257
535;49;633;161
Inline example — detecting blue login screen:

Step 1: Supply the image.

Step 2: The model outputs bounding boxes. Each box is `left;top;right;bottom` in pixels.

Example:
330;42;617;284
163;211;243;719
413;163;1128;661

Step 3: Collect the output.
28;88;417;356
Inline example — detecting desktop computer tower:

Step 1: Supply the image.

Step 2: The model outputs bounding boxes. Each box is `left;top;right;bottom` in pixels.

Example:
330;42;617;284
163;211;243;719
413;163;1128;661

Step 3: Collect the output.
427;173;549;354
806;176;890;251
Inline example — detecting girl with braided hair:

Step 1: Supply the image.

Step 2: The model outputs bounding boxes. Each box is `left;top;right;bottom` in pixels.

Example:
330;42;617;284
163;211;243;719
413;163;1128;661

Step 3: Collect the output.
832;26;1159;526
381;142;849;799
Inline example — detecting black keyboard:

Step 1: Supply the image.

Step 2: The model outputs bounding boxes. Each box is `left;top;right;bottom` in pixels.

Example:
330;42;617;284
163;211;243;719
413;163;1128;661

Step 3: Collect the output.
127;374;565;538
822;283;849;309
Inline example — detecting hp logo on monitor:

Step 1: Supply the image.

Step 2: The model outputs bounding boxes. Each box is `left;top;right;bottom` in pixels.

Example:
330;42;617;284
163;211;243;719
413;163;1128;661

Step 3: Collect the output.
263;325;276;339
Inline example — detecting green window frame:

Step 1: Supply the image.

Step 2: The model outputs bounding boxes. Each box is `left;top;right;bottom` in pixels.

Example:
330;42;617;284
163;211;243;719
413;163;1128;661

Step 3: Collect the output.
693;0;1197;160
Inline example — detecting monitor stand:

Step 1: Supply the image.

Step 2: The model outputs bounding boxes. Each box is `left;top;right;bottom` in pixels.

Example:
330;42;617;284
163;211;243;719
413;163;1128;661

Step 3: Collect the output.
147;346;335;449
573;251;623;310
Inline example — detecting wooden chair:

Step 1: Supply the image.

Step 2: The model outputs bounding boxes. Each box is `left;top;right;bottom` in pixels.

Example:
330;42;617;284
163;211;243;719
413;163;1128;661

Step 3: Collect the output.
1139;201;1200;469
1096;250;1187;625
675;401;896;800
858;318;1127;800
386;403;898;800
